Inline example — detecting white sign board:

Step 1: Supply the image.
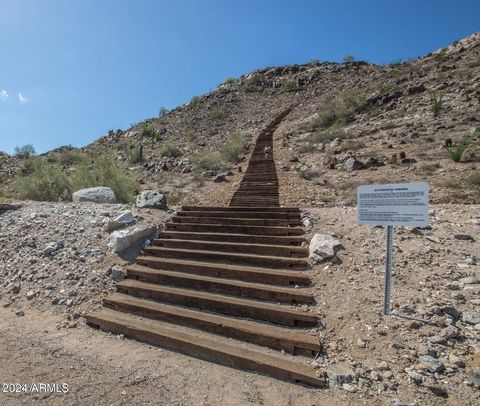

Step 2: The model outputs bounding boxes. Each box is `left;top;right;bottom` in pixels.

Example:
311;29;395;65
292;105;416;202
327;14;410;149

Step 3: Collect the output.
357;182;429;227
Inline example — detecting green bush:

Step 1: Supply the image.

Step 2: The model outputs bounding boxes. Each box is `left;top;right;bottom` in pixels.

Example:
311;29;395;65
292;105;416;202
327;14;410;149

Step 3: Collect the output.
446;132;476;162
51;149;87;166
12;160;71;201
244;73;262;92
186;132;198;142
309;127;350;144
210;108;225;120
430;91;444;116
224;77;236;84
281;79;298;92
308;90;364;131
128;144;143;163
141;124;159;140
14;144;36;159
192;150;222;171
221;133;246;162
343;55;354;63
469;171;480;192
190;96;200;105
308;59;320;67
70;153;137;203
159;143;182;158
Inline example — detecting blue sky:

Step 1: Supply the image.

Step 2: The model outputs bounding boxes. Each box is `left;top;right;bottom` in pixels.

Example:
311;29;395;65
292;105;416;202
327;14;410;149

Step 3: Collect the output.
0;0;479;154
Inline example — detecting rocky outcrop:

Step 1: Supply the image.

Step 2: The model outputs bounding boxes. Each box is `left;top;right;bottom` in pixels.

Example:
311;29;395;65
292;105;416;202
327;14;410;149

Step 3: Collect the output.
72;187;117;204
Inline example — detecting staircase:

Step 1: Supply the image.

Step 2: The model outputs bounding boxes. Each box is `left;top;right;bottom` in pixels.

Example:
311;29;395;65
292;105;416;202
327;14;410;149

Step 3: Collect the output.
86;110;324;387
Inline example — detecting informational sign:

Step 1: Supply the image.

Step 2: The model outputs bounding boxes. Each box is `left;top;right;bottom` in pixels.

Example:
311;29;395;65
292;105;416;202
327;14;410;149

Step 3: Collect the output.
357;182;429;228
357;182;429;315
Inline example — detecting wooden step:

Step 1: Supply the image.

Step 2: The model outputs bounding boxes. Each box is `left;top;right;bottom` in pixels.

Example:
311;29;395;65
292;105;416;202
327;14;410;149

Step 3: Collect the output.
143;246;309;269
181;206;299;213
157;231;307;246
102;293;320;354
165;223;305;236
177;211;297;219
152;239;308;257
126;265;314;304
115;279;317;327
172;216;301;227
136;257;312;286
85;309;325;387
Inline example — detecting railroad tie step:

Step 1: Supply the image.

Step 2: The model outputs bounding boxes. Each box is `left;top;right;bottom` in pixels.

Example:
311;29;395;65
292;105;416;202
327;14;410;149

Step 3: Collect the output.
85;309;326;387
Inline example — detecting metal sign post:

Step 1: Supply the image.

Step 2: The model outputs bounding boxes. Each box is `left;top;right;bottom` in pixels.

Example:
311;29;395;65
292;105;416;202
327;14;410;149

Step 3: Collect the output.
384;225;394;315
357;182;429;316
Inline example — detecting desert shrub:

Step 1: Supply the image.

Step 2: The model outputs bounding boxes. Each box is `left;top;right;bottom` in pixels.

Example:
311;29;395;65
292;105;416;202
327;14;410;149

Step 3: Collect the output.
190;96;200;105
221;133;246;162
224;77;236;84
14;144;36;159
186;132;198;142
308;90;364;131
467;59;480;69
167;192;184;206
308;59;320;67
309;127;350;144
51;149;87;166
159;143;182;158
192;150;222;171
70;153;137;203
389;59;403;67
141;124;159;140
128;144;143;163
210;108;225;120
380;84;399;95
343;55;354;63
430;92;444;116
244;73;262;92
446;132;476;162
281;79;298;92
12;160;71;201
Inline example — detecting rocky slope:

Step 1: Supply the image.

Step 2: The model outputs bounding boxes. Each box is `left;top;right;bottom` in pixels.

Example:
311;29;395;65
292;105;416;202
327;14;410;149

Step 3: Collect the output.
2;32;480;207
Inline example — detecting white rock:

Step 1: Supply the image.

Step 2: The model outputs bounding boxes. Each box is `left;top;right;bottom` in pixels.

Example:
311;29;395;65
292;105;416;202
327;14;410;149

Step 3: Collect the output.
309;234;342;263
72;187;117;204
111;266;127;282
136;190;166;209
108;225;158;253
105;211;136;232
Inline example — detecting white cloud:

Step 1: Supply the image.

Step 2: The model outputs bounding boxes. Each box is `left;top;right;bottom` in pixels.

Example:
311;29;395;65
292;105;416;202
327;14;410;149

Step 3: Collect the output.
0;90;8;101
18;93;27;104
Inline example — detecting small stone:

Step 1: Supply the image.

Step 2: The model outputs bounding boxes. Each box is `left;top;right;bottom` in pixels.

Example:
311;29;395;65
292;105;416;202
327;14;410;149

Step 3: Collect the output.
462;311;480;325
343;158;363;171
26;290;35;300
11;284;20;294
467;371;480;387
378;361;390;371
342;383;357;393
408;370;423;384
428;335;447;345
420;355;444;373
15;310;25;317
213;174;227;183
356;338;366;348
454;234;474;241
111;266;127;282
440;325;459;339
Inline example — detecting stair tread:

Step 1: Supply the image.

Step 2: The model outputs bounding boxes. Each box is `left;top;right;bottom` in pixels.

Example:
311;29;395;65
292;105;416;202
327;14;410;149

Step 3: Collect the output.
116;279;316;321
144;246;308;264
104;293;320;350
86;308;325;387
153;239;308;254
127;264;313;299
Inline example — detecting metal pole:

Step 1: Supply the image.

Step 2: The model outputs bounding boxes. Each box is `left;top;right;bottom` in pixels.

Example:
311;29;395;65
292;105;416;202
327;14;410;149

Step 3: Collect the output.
384;225;394;315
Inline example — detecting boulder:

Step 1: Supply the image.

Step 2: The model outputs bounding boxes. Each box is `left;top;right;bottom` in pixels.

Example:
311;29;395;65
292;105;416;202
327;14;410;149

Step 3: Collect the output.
72;187;117;204
108;225;158;253
343;158;363;171
105;211;136;232
136;190;166;209
309;234;342;263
